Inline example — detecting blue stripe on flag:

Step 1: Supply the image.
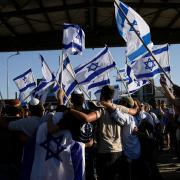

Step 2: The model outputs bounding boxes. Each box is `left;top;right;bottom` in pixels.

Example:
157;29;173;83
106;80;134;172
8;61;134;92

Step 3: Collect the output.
88;79;110;90
63;80;78;103
63;42;82;52
114;85;119;89
128;33;151;61
70;142;83;180
135;66;170;79
19;82;36;93
115;1;129;37
94;89;101;94
63;24;80;29
63;57;70;68
33;81;49;93
53;84;59;92
13;69;32;81
118;69;125;73
79;62;116;84
116;78;129;82
143;45;168;58
74;47;108;74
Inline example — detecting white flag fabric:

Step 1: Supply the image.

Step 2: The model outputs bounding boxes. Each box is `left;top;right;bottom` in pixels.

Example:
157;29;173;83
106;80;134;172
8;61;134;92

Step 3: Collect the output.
94;88;101;101
32;55;56;103
132;44;170;80
13;69;36;102
87;73;110;91
113;85;120;101
114;0;153;62
116;68;130;82
31;123;85;180
62;23;85;55
53;54;78;104
40;55;55;82
33;80;54;104
126;64;149;94
75;47;116;85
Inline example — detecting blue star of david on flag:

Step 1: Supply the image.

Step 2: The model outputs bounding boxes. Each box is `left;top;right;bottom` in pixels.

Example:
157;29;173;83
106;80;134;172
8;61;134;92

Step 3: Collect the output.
87;62;99;72
134;79;140;87
75;28;82;41
129;20;137;31
40;135;66;161
144;58;156;71
23;76;27;84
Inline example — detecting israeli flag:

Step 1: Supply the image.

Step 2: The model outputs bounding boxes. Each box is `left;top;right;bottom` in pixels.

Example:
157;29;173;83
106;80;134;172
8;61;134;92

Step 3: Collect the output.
87;73;110;91
75;47;116;85
116;68;130;82
132;44;170;80
32;79;54;102
13;69;36;102
40;55;56;82
53;54;78;104
33;55;56;103
63;23;85;55
31;123;85;180
126;64;149;94
114;0;153;62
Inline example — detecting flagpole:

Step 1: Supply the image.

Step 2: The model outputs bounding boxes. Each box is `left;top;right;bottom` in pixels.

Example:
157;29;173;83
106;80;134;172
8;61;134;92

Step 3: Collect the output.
67;62;92;101
40;55;71;104
115;66;131;97
166;44;172;87
114;0;174;85
0;91;5;108
60;51;64;89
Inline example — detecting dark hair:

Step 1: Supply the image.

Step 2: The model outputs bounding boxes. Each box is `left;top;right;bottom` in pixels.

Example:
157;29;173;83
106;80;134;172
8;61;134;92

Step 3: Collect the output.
29;103;44;117
71;92;85;106
100;85;115;101
3;105;23;117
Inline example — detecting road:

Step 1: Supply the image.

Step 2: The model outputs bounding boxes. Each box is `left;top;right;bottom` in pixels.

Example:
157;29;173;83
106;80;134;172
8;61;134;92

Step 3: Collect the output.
158;149;180;180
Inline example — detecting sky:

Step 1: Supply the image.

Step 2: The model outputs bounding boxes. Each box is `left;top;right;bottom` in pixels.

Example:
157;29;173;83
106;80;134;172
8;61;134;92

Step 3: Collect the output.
0;44;179;99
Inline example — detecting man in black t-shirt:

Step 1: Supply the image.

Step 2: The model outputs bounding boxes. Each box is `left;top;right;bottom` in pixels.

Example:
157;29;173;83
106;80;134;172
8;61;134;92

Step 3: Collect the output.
57;89;96;180
57;89;95;144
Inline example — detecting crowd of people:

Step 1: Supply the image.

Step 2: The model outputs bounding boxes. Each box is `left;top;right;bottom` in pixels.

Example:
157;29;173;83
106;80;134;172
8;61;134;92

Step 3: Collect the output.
0;75;180;180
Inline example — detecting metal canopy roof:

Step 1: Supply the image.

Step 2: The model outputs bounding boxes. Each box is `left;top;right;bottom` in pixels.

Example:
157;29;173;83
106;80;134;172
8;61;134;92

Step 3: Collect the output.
0;0;180;51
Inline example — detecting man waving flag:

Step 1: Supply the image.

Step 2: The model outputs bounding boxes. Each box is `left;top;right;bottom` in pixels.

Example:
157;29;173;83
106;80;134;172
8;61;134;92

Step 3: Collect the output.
114;0;153;62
